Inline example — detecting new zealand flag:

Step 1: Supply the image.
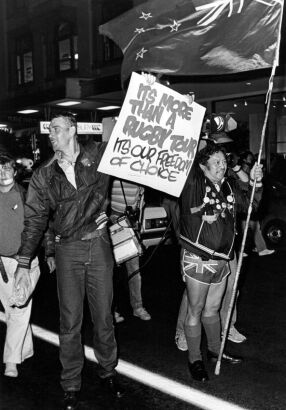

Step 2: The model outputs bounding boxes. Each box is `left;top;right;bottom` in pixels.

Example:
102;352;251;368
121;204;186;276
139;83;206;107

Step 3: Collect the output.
99;0;283;85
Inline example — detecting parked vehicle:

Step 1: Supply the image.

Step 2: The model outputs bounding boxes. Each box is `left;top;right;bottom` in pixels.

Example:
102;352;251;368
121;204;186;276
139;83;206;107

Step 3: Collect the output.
260;156;286;250
140;188;175;249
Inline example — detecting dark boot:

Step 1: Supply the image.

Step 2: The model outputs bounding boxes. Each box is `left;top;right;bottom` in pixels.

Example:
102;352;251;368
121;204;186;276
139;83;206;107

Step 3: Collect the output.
100;376;125;398
62;391;79;410
188;360;209;382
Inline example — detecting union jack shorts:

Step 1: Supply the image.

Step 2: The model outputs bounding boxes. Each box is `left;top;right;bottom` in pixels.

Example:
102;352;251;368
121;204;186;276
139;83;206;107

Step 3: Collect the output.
181;249;230;285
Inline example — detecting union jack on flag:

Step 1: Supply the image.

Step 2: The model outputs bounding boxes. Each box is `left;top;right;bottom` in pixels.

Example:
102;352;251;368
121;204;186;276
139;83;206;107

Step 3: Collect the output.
183;254;218;275
99;0;283;85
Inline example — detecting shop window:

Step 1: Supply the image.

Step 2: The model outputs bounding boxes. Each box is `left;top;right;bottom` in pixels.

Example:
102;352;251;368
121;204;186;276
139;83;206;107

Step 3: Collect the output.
16;37;34;85
100;0;130;62
57;23;78;72
103;36;122;62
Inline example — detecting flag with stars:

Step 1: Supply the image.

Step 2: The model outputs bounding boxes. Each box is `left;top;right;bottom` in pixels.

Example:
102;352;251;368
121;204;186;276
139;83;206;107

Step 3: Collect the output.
99;0;283;85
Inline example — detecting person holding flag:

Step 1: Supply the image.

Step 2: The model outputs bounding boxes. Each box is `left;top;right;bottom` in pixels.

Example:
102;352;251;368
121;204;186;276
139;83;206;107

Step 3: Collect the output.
179;141;263;381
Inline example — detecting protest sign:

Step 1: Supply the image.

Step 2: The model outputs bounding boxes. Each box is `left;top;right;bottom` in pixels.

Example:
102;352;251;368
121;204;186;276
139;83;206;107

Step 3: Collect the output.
98;72;206;197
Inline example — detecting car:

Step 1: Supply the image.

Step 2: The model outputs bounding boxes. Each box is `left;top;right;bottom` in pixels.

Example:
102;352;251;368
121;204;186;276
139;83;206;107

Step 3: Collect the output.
140;205;169;248
260;156;286;250
140;188;178;249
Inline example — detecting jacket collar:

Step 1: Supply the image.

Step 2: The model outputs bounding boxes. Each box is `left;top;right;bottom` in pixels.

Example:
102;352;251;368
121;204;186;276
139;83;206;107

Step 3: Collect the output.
48;142;98;175
77;143;95;167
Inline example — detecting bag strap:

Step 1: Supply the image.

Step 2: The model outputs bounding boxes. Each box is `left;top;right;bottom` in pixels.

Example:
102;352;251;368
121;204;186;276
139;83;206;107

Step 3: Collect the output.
0;257;8;283
120;180;128;211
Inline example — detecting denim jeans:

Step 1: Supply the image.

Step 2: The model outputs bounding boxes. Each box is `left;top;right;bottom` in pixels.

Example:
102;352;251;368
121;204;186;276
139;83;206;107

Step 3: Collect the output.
125;256;142;310
55;227;117;391
110;214;143;311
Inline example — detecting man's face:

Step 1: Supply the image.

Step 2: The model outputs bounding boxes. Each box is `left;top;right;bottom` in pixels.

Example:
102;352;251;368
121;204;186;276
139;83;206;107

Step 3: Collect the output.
48;117;74;152
200;151;227;184
0;162;15;188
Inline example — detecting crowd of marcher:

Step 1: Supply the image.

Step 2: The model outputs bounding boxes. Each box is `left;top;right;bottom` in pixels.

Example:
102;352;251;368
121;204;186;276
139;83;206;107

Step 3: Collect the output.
0;75;270;409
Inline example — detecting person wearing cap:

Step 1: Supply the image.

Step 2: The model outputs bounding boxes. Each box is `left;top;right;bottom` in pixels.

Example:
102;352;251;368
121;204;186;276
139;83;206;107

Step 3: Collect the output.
179;142;263;382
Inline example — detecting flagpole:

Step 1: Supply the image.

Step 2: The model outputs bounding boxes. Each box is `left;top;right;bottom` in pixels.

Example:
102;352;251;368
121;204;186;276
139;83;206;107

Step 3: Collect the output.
215;2;285;376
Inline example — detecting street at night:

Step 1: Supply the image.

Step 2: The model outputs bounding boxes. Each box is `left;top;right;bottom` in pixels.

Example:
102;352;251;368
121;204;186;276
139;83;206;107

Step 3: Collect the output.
0;1;286;410
1;245;286;410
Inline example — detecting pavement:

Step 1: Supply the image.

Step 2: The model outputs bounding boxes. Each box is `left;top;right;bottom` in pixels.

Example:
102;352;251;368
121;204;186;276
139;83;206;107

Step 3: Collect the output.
0;245;286;410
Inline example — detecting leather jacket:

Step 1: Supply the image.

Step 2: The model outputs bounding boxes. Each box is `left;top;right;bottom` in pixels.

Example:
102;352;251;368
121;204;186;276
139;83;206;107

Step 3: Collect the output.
18;141;110;267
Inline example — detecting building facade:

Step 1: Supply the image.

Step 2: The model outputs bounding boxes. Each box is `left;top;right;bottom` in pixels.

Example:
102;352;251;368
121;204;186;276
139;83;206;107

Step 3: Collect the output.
0;0;285;167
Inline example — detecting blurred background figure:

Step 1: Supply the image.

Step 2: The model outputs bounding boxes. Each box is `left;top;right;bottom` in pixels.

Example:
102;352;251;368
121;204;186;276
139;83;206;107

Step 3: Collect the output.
110;179;151;322
0;152;40;378
238;150;274;257
14;157;34;189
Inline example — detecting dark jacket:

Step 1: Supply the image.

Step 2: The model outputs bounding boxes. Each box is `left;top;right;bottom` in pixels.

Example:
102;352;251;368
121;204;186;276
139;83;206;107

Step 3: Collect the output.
179;165;262;261
18;141;109;267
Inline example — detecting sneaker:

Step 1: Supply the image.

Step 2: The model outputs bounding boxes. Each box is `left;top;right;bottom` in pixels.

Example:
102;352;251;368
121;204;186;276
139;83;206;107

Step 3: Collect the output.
133;307;151;321
4;363;18;377
175;331;188;351
114;311;125;323
227;326;247;343
258;249;275;256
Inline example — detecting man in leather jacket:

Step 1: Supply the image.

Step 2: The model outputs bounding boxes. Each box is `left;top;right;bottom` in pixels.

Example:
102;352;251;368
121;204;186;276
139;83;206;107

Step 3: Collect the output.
14;113;124;409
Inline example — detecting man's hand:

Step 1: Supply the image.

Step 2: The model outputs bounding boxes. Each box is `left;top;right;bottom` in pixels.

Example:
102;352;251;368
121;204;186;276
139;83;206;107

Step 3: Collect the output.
141;72;195;107
14;266;29;286
184;92;195;106
141;71;157;85
250;162;263;182
46;256;56;273
202;213;219;224
10;266;32;307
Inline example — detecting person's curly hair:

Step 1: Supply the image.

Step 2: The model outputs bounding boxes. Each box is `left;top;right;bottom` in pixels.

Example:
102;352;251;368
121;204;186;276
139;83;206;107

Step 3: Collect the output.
196;142;226;166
